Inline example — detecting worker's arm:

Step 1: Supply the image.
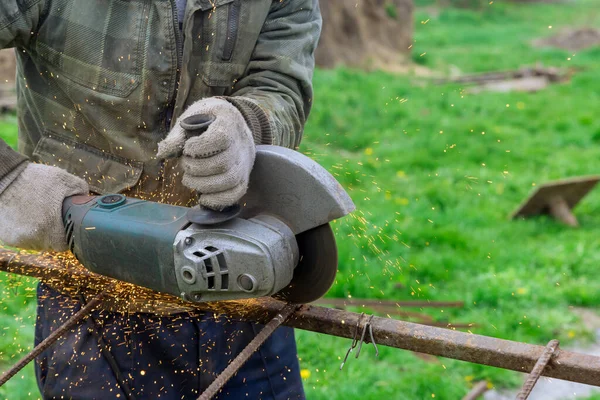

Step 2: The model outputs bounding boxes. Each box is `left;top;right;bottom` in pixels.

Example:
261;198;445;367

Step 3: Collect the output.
158;0;321;209
225;0;322;149
0;0;46;48
0;1;88;251
0;139;88;251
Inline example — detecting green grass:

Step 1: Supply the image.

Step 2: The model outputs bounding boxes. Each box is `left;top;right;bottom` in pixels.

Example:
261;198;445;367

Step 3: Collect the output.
2;0;600;398
299;1;600;398
0;115;38;399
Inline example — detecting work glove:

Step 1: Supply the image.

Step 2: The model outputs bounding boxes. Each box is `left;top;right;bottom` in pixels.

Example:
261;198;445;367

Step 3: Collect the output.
157;98;256;210
0;163;89;251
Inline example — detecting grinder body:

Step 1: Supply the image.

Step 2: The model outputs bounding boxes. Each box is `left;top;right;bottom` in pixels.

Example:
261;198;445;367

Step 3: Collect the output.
63;195;298;302
62;145;356;304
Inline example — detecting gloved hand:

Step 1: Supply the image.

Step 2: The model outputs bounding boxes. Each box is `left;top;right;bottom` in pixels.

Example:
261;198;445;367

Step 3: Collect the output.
157;98;256;210
0;163;89;251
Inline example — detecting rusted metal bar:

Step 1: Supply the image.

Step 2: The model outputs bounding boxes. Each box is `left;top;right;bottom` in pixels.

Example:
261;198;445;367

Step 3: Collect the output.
351;306;436;321
516;340;560;400
198;304;299;400
0;291;105;387
462;381;489;400
422;321;478;329
282;305;600;386
316;302;478;330
433;66;574;85
315;298;464;308
1;249;600;387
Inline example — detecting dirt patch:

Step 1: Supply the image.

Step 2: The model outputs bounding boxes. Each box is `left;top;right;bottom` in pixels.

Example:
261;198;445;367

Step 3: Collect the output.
316;0;415;73
533;28;600;51
572;307;600;333
0;49;16;112
0;49;15;84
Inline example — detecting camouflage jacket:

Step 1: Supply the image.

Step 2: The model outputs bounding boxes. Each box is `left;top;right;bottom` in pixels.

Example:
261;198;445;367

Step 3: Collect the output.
0;0;322;206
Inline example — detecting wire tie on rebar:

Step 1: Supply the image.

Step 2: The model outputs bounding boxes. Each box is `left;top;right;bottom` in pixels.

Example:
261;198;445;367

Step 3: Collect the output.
340;312;364;370
515;339;560;400
368;315;379;357
355;315;379;359
340;314;379;370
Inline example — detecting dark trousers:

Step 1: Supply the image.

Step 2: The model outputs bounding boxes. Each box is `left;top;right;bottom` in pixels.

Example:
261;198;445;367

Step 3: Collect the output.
34;283;305;399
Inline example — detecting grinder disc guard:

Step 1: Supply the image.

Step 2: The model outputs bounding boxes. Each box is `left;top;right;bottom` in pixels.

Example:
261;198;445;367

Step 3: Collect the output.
275;223;338;304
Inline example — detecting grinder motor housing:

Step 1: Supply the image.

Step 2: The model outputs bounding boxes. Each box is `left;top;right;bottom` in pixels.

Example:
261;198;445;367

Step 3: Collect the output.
63;194;298;302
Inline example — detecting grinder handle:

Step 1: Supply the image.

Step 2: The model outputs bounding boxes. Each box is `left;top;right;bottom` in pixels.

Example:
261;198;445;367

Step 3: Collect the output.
179;114;241;225
180;114;216;138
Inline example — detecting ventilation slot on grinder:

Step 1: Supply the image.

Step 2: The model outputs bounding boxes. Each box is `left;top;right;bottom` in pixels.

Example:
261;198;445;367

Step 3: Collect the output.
193;247;229;291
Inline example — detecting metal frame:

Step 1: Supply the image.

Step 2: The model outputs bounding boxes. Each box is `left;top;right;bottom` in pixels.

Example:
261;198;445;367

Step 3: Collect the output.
1;249;599;389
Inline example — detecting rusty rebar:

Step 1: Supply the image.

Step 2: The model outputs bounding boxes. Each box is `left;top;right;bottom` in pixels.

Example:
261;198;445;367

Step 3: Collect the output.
315;298;464;308
317;302;477;329
78;293;137;400
1;249;600;387
198;304;299;400
0;291;105;387
462;381;489;400
516;339;560;400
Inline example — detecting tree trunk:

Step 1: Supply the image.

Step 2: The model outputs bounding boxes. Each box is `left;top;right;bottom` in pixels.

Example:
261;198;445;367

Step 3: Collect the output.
315;0;414;72
0;49;16;111
0;49;15;84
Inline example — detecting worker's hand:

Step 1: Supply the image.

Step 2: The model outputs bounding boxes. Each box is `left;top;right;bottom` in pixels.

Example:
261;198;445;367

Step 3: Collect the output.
157;98;256;210
0;164;89;251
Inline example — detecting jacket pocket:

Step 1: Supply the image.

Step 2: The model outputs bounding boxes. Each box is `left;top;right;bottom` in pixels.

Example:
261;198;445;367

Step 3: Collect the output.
34;0;148;98
196;0;247;88
32;131;143;194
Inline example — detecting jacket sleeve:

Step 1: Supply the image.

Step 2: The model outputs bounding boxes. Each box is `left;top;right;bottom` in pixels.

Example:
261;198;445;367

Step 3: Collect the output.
0;0;46;188
225;0;322;149
0;0;46;48
0;139;29;194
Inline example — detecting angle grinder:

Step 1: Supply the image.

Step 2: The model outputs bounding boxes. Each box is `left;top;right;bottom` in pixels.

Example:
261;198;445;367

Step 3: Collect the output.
62;143;355;304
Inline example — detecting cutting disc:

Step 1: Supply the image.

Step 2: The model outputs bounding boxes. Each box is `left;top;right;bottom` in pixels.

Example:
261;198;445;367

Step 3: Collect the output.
275;223;338;304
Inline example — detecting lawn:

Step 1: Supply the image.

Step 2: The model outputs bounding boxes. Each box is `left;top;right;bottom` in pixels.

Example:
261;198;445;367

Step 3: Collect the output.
2;0;600;398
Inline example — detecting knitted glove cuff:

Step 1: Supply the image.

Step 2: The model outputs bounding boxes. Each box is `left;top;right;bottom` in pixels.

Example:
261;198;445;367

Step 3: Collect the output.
222;96;273;145
0;140;28;195
0;165;28;195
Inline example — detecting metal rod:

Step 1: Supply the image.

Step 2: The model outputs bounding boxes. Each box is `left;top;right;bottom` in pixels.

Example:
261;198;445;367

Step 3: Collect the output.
315;298;465;308
516;340;560;400
0;291;105;387
198;304;298;400
280;305;600;386
316;302;478;329
78;294;137;400
1;249;600;387
462;381;489;400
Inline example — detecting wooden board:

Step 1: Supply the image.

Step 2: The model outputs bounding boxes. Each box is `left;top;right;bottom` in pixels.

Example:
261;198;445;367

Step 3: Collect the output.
512;176;600;218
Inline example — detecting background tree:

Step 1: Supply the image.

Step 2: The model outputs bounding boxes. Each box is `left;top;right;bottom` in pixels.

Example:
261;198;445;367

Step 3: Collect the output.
316;0;414;72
